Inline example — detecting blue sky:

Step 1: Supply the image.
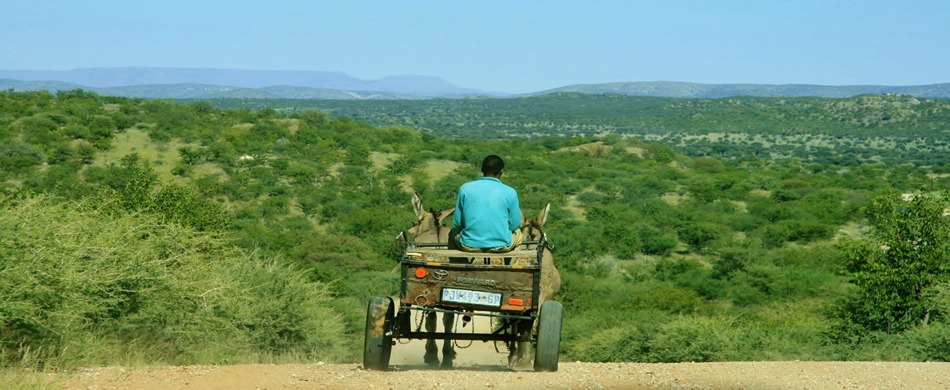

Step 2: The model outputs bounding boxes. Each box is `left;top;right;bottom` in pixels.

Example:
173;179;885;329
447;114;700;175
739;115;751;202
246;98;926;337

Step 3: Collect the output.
2;1;948;93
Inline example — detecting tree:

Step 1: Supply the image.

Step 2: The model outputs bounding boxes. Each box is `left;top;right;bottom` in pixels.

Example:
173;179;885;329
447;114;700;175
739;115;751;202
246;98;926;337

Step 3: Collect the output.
838;191;950;333
151;184;231;231
678;221;723;252
0;139;45;173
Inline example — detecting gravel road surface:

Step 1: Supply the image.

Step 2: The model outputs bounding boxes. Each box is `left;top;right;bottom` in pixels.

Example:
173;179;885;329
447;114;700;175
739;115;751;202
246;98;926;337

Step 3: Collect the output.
61;360;950;389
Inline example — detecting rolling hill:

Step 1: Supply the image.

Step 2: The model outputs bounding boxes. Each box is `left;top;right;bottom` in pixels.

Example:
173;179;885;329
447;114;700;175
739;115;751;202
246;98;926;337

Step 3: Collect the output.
534;81;950;99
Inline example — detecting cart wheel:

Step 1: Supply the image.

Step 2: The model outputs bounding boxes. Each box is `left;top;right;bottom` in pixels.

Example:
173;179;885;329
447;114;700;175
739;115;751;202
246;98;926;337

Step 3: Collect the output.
363;296;394;370
534;301;562;372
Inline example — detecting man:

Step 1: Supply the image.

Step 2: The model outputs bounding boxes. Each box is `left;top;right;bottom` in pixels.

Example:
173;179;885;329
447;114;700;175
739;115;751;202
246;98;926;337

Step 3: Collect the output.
450;155;524;253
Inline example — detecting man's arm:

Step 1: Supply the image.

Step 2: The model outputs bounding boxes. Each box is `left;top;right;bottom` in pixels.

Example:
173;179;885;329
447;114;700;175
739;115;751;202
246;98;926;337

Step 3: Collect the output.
453;192;464;228
508;191;522;231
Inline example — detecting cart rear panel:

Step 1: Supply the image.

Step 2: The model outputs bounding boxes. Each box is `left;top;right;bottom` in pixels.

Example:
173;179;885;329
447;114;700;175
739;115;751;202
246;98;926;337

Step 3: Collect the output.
400;248;542;313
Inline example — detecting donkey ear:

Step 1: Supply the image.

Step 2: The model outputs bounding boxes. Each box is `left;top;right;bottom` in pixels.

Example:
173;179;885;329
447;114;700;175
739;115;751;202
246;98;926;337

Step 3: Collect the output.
412;192;424;218
537;203;551;227
439;207;456;224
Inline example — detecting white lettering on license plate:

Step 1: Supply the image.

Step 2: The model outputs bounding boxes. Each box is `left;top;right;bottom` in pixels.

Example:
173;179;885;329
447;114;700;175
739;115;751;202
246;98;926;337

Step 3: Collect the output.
441;288;502;307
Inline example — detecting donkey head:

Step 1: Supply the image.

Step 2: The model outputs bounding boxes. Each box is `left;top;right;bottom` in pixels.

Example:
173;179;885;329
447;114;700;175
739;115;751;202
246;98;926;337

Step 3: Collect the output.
520;202;551;246
408;192;455;244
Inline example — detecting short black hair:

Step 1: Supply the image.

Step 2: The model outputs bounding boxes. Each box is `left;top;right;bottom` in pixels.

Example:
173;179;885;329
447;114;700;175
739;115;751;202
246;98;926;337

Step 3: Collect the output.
481;155;505;176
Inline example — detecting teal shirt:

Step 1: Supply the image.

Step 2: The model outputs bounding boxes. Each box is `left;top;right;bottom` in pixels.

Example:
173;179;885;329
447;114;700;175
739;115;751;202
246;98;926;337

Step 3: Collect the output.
453;177;522;249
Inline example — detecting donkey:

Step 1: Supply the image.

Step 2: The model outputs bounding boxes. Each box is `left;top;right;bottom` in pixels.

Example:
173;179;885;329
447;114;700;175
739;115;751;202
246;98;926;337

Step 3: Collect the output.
407;192;458;368
507;202;561;369
521;203;561;303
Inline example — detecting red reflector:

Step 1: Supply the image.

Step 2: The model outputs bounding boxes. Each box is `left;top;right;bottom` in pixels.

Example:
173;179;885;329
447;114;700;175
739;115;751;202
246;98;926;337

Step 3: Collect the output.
414;268;427;278
508;298;524;306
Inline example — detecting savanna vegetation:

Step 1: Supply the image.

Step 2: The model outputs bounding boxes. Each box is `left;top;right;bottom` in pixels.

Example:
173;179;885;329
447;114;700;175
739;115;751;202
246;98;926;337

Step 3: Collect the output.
2;89;949;376
208;92;950;166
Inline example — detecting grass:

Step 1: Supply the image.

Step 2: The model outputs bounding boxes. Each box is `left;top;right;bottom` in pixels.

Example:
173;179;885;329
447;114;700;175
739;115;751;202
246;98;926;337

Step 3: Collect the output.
397;158;463;192
369;151;400;173
834;221;867;240
563;193;587;221
95;129;190;182
421;159;461;183
191;162;227;179
661;192;689;206
0;368;63;390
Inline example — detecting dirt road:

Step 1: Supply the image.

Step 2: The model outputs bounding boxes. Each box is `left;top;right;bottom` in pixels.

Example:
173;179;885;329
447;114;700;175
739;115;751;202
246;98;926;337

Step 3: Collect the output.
58;314;950;389
60;360;950;389
27;303;950;389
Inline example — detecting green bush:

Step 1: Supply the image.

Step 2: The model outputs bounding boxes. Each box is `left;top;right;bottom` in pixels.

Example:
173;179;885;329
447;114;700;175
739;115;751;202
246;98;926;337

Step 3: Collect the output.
754;223;789;248
780;219;835;243
647;316;738;362
572;324;654;362
838;192;950;334
678;221;724;251
563;309;665;362
639;226;678;256
622;281;711;314
906;323;950;361
712;246;756;279
0;194;346;368
0;139;45;174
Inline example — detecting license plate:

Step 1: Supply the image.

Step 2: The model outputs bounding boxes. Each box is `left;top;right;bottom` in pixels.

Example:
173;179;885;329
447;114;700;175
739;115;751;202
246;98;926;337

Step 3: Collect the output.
441;288;502;307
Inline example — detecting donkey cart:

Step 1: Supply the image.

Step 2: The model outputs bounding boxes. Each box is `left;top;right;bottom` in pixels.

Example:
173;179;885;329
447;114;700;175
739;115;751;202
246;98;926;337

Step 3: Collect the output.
363;239;562;371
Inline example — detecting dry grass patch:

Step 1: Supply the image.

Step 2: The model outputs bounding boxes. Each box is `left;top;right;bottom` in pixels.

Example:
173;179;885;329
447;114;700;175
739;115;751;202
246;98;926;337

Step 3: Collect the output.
287;197;328;234
366;153;463;192
369;151;400;173
661;192;689;206
729;200;748;213
192;162;227;179
421;159;463;183
398;159;465;193
96;129;190;182
0;369;61;390
329;162;345;177
564;193;587;221
279;118;301;133
834;221;867;240
555;141;612;157
625;146;646;158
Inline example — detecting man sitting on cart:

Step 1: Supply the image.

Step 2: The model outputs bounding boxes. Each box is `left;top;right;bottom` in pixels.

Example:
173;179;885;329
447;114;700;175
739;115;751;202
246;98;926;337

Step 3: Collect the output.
449;155;524;253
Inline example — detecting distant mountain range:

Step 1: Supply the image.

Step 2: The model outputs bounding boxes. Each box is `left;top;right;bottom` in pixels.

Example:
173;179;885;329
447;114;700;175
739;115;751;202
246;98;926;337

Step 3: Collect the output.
1;67;948;99
0;67;486;99
536;82;950;99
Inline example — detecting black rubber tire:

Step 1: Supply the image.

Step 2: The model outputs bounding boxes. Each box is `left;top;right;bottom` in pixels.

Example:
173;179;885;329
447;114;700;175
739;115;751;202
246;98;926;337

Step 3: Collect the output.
534;300;563;372
363;296;394;370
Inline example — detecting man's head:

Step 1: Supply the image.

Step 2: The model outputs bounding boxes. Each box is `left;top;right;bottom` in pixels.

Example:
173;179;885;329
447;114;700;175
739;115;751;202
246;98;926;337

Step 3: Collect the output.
481;155;505;177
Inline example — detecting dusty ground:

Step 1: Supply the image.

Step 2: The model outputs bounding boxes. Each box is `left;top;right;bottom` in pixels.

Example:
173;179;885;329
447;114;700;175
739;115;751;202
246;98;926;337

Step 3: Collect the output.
58;361;950;389
50;314;950;389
